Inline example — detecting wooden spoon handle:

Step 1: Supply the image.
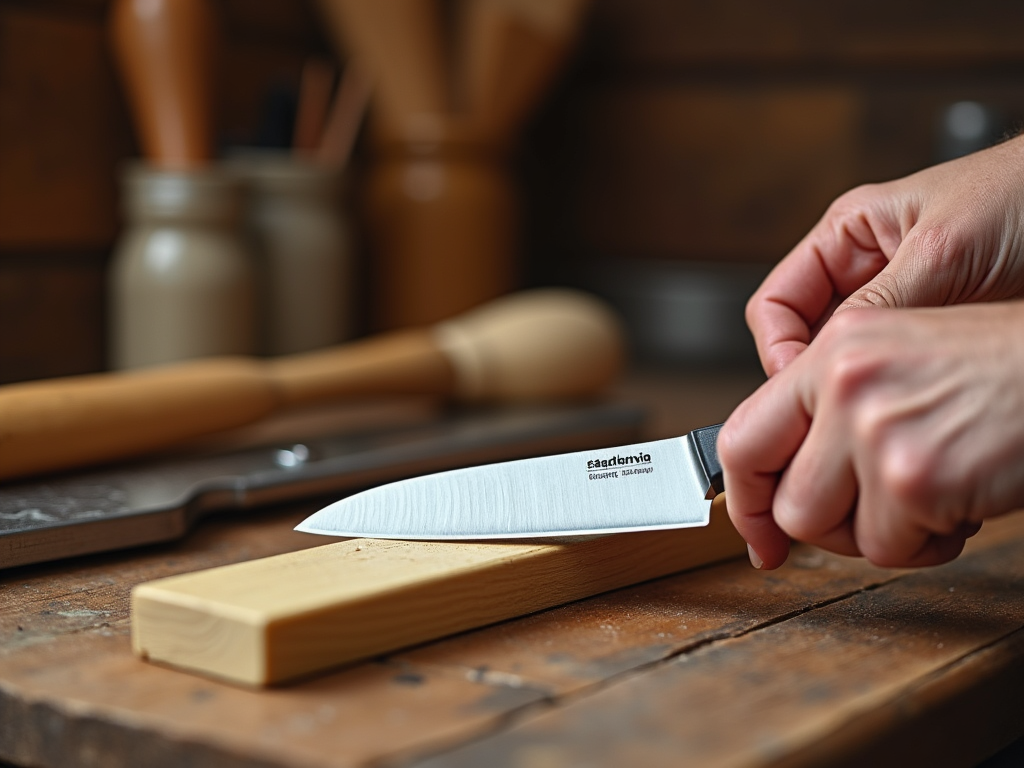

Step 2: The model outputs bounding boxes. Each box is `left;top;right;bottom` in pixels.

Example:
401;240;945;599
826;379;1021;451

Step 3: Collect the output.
109;0;216;168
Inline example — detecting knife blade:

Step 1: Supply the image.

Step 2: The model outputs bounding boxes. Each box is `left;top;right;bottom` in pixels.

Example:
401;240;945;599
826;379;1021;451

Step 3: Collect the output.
295;423;723;539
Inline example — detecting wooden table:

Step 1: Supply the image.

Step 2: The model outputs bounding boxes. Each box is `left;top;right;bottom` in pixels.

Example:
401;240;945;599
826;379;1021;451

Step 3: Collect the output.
2;370;1024;768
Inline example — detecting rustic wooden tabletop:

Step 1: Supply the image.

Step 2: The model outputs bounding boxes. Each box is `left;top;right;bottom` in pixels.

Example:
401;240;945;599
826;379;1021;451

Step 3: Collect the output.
2;370;1023;768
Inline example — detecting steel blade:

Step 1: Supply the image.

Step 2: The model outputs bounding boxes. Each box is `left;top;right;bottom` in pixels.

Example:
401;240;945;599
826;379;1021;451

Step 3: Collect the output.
295;435;713;539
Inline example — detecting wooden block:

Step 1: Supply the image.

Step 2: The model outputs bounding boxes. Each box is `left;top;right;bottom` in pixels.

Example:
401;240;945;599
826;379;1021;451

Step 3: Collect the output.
131;500;744;686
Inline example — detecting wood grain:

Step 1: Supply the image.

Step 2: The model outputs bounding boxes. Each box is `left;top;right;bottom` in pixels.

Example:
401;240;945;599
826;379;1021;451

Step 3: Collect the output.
545;86;863;263
131;501;744;685
0;6;130;249
4;503;1024;767
589;0;1024;69
4;372;1024;767
0;251;106;384
408;517;1024;768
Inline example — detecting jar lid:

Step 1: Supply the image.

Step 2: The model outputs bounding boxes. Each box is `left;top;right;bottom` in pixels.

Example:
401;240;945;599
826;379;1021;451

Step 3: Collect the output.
224;150;342;197
121;163;243;223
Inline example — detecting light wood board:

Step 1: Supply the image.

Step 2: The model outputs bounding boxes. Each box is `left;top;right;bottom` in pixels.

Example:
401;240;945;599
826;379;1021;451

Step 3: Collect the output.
131;497;743;685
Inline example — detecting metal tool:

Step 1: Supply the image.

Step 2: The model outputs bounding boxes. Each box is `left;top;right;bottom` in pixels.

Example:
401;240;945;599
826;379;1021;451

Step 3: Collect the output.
1;403;642;570
297;423;722;539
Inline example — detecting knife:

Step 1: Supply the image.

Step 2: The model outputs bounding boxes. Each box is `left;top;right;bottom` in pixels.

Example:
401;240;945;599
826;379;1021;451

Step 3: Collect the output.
295;423;723;539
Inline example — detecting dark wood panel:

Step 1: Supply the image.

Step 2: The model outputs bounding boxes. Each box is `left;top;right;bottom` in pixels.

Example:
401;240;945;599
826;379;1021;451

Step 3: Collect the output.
0;2;331;249
0;252;106;383
587;0;1024;69
523;75;1024;272
0;6;132;248
528;85;862;264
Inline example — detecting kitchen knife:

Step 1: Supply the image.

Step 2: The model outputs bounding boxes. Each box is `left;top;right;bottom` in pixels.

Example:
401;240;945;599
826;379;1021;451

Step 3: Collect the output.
296;423;723;539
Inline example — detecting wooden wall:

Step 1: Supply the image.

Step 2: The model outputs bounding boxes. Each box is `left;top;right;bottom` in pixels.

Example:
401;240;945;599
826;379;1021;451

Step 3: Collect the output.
522;0;1024;280
3;0;1024;382
0;0;329;383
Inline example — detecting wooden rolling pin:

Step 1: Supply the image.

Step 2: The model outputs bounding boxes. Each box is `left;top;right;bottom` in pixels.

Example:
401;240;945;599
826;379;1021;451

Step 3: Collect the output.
0;290;624;482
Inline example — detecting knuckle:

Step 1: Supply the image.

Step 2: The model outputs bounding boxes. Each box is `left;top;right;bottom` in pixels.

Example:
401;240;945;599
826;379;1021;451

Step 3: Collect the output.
846;272;904;309
821;305;875;338
825;184;880;218
902;225;961;275
876;441;937;509
819;348;883;408
773;497;815;541
856;535;903;568
744;291;760;329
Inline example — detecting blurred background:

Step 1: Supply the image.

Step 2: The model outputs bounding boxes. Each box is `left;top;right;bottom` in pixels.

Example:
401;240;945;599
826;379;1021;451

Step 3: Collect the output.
3;0;1024;385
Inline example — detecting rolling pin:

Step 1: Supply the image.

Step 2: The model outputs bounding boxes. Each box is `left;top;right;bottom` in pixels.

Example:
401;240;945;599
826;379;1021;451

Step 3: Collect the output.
109;0;216;168
0;290;624;482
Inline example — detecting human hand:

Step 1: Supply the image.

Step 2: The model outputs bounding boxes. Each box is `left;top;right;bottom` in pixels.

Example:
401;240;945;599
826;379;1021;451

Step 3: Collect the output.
747;135;1024;377
719;302;1024;569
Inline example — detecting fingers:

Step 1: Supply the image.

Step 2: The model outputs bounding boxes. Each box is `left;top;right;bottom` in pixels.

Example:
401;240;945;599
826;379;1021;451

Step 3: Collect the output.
852;510;974;569
719;369;812;569
773;412;861;558
838;225;961;313
747;190;895;376
746;244;833;375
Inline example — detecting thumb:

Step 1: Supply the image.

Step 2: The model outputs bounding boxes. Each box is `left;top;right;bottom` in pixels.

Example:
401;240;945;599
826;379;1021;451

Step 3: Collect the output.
837;228;954;312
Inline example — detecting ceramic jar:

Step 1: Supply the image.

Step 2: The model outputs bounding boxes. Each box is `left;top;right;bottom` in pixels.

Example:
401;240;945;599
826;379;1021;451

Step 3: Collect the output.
108;164;256;369
232;154;353;355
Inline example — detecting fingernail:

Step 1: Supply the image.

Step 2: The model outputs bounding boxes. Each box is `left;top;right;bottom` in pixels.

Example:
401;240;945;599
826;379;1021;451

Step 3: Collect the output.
747;543;763;570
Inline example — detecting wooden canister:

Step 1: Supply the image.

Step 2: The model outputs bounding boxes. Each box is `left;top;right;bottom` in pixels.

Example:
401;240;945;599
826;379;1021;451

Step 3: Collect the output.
365;126;518;330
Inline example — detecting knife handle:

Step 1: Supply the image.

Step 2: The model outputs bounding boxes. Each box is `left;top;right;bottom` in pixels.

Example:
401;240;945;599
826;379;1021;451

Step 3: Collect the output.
689;423;724;498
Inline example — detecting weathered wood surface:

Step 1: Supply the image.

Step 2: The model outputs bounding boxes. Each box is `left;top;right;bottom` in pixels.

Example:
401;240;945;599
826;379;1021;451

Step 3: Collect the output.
3;503;1024;767
3;372;1023;767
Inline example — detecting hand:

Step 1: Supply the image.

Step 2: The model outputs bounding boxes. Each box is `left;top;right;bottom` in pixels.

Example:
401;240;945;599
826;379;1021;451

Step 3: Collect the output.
719;302;1024;569
747;135;1024;377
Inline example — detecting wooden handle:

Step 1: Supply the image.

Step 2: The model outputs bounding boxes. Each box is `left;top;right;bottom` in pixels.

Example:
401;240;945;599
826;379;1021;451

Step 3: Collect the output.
0;290;624;482
0;359;276;482
434;288;624;402
317;0;448;131
460;0;588;141
109;0;216;168
267;328;455;406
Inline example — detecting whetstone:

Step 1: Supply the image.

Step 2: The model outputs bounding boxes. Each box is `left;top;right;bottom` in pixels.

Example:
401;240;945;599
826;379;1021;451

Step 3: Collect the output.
131;498;744;686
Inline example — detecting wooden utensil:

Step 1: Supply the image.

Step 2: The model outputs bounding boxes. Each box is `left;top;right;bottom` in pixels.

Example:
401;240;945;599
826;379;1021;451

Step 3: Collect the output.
316;0;448;131
0;290;624;482
292;58;336;155
109;0;217;168
315;62;373;167
460;0;588;141
132;497;739;686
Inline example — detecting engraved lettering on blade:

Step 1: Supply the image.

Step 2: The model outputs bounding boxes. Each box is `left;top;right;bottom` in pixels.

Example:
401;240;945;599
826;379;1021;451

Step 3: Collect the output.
586;450;653;480
295;435;713;539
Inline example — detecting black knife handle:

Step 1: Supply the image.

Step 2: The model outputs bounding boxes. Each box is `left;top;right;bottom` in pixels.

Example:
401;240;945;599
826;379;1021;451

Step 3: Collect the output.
689;423;724;497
